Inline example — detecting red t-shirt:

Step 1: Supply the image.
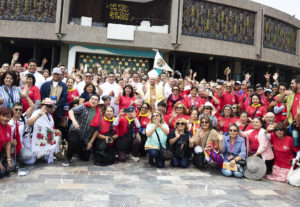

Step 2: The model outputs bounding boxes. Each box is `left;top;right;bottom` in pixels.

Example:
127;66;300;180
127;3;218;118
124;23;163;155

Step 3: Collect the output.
138;114;150;129
116;116;138;137
67;89;79;104
271;134;300;169
291;93;300;120
221;91;236;109
99;119;118;136
21;86;41;111
213;95;222;117
246;105;267;119
119;95;135;112
166;95;184;115
260;94;269;108
240;95;251;111
179;89;190;98
248;129;260;154
0;124;11;152
218;116;235;133
184;96;203;110
239;123;253;131
169;114;190;131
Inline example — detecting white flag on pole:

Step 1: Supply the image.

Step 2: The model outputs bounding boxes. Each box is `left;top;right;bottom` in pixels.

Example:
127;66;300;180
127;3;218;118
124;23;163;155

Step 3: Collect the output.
153;50;173;72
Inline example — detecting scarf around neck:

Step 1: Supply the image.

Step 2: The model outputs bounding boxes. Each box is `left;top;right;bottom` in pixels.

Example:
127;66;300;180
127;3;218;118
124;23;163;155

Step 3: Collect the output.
84;102;101;127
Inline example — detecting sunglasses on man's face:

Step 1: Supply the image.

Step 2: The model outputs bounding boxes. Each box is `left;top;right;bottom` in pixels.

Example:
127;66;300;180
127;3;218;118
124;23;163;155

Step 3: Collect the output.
275;129;284;132
229;129;238;132
14;108;23;112
203;107;211;110
201;121;209;124
177;122;185;126
85;75;92;78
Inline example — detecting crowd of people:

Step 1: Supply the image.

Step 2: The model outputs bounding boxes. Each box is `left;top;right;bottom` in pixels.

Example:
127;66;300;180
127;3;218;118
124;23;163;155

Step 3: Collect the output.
0;53;300;184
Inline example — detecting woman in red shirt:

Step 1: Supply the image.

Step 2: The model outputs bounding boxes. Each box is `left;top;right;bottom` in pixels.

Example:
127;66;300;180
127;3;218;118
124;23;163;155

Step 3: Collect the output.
87;106;118;166
239;117;274;173
238;111;253;132
168;102;190;131
113;107;141;162
115;85;135;112
138;103;151;156
66;78;79;105
184;87;203;110
265;123;300;182
232;104;241;122
246;94;267;120
166;85;184;115
218;105;235;135
21;74;41;111
0;108;13;178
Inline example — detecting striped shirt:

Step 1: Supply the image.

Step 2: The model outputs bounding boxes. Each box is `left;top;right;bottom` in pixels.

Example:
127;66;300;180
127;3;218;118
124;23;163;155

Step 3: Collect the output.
0;85;22;108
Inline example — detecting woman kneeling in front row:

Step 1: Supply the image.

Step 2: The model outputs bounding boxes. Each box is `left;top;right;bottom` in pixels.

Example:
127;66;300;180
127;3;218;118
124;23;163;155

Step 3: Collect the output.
145;110;169;168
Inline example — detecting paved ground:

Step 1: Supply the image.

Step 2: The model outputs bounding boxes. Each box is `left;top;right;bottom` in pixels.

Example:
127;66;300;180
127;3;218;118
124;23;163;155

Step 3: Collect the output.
0;157;299;207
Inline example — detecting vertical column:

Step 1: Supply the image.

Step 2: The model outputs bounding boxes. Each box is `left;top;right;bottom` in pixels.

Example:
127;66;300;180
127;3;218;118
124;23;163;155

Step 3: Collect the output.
55;0;63;34
254;9;263;58
61;0;71;34
297;29;300;65
170;0;180;45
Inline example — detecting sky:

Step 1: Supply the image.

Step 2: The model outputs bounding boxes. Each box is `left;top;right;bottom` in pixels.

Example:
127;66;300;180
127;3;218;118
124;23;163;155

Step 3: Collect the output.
251;0;300;20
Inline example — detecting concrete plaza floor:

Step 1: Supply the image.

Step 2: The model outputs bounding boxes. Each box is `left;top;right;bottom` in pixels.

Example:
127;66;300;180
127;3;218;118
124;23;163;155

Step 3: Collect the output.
0;157;299;207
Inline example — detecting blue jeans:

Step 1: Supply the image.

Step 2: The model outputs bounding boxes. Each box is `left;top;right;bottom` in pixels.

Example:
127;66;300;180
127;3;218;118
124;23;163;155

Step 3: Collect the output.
172;156;189;168
221;164;244;178
147;149;165;168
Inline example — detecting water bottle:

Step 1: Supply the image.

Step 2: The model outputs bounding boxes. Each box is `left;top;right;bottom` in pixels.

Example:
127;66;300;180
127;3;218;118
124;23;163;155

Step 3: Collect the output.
292;129;299;147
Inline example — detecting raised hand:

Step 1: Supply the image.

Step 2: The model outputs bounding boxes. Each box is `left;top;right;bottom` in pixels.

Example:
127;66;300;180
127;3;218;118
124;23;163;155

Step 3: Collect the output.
21;85;29;97
12;52;19;62
264;72;271;80
42;58;48;65
244;73;251;81
273;72;279;81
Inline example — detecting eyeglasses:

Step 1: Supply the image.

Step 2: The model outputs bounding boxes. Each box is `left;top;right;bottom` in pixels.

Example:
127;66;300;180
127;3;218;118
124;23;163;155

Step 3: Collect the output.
176;122;185;126
141;106;148;109
201;121;209;124
229;129;238;132
173;88;179;91
85;75;92;78
275;129;284;132
203;107;211;110
176;107;183;109
46;105;53;109
14;108;23;112
257;89;263;91
152;114;160;117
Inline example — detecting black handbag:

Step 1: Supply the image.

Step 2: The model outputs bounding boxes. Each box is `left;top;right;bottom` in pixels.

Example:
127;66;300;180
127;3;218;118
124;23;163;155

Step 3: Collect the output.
155;130;173;160
193;152;205;168
192;130;211;169
172;134;188;159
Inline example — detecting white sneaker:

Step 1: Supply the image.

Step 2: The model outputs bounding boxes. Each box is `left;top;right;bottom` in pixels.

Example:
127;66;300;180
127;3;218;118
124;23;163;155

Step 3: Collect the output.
62;159;71;167
129;154;140;162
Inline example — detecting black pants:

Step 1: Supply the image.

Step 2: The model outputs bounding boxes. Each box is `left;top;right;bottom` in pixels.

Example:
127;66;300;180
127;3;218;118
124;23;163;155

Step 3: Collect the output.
139;133;147;157
265;159;274;174
53;114;68;141
67;130;91;161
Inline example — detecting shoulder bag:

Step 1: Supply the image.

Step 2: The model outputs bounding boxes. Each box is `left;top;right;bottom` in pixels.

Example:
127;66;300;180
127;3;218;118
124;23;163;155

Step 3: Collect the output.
155;130;173;160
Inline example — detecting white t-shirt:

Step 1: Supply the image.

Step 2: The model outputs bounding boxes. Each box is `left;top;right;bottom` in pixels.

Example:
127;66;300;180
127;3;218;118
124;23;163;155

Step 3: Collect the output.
9;113;29;144
20;70;45;89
